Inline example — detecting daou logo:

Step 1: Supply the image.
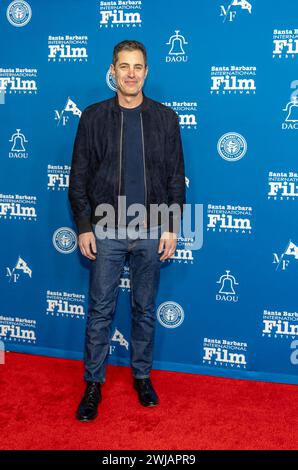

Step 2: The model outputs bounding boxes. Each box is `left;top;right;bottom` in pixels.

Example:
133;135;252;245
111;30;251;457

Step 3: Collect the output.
9;129;28;159
216;270;239;302
282;84;298;130
165;31;188;63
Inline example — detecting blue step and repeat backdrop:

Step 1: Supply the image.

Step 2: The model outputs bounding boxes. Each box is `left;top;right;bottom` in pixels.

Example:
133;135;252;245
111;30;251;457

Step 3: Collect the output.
1;0;298;384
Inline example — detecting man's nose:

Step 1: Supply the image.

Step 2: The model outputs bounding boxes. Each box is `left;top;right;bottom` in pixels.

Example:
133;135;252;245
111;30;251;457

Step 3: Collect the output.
127;68;136;77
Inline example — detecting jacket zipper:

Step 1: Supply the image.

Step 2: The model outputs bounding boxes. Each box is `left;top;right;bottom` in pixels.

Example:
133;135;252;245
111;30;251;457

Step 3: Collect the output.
118;111;124;226
140;112;147;227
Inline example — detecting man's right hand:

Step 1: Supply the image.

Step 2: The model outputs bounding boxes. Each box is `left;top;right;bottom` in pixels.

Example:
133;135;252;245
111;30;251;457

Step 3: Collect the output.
78;232;97;260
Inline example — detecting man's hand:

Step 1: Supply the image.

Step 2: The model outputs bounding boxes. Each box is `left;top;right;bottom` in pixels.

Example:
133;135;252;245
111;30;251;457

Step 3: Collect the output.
78;232;97;260
158;231;177;261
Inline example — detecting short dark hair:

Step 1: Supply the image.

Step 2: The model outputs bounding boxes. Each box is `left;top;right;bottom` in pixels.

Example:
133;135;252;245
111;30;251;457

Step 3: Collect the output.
113;40;147;67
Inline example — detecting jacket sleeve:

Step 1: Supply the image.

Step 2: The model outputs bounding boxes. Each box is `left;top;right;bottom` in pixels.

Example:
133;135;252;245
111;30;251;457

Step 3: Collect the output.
167;111;186;234
68;110;93;235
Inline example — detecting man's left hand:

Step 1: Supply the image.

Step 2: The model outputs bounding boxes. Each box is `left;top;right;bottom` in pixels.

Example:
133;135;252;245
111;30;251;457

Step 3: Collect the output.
158;232;177;261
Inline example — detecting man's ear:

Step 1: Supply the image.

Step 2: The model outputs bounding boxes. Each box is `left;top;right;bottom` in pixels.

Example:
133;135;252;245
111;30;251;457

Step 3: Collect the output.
110;63;115;77
145;66;149;78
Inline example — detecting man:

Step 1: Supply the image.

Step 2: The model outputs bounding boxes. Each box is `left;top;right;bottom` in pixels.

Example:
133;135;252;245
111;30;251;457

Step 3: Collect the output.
68;40;185;422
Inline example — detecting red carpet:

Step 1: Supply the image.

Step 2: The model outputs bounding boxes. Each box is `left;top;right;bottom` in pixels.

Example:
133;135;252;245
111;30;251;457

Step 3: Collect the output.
0;352;297;450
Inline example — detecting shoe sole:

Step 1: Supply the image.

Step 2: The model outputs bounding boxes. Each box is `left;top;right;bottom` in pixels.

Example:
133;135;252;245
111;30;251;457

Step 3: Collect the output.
139;401;159;407
76;411;98;422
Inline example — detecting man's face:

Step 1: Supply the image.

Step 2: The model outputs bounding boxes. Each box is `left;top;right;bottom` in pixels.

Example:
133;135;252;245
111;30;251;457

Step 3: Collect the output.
110;49;148;97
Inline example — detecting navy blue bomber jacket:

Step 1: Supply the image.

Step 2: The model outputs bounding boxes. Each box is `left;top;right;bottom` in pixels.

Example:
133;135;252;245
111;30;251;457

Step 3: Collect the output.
68;93;186;235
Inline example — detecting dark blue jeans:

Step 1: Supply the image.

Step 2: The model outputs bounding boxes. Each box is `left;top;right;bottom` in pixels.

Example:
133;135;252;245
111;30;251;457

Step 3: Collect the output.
83;224;162;384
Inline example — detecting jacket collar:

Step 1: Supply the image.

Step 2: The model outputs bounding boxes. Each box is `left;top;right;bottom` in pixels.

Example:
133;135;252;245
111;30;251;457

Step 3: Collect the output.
112;91;150;112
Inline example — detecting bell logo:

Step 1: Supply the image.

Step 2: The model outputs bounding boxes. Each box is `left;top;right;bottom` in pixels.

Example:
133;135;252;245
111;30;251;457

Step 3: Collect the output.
282;95;298;130
216;270;239;302
165;31;188;63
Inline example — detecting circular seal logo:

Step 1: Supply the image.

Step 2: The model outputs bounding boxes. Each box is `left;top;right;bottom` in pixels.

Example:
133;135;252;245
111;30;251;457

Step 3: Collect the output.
52;227;77;254
6;1;32;27
217;132;247;162
106;69;117;92
157;301;184;329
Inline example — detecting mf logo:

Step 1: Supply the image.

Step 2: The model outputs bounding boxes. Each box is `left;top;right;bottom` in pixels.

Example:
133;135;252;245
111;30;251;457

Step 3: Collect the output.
273;240;298;271
110;328;129;354
220;0;252;23
54;97;81;126
6;256;32;283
